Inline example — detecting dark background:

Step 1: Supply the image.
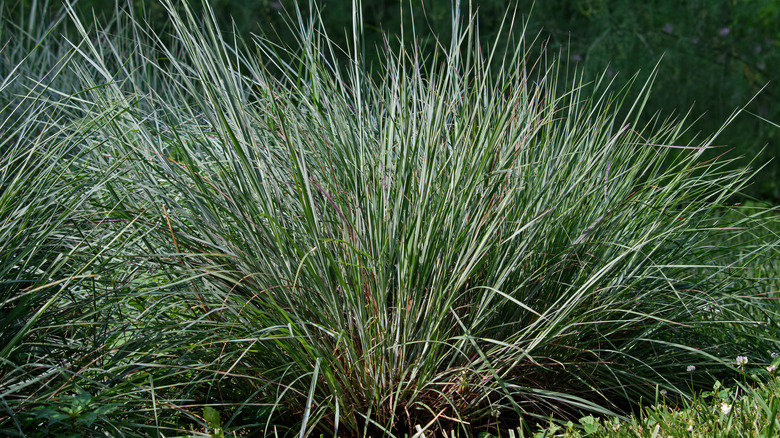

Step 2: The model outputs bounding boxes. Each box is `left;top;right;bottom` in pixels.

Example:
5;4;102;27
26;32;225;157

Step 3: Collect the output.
10;0;779;202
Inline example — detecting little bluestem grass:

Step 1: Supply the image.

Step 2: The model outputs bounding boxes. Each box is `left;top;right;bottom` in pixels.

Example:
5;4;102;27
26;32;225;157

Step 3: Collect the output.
1;1;779;436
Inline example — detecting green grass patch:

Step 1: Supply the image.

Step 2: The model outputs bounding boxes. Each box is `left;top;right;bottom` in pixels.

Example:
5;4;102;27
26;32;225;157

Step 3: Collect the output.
1;1;779;436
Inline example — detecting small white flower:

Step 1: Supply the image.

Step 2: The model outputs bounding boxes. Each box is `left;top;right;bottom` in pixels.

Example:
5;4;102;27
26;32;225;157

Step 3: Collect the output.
687;424;694;432
660;389;667;396
720;402;733;415
736;356;748;367
768;365;777;373
612;422;621;431
772;352;778;359
687;365;696;372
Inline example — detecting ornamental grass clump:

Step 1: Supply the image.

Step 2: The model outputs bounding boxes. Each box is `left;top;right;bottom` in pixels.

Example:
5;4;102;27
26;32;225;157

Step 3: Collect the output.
0;6;151;436
4;0;779;436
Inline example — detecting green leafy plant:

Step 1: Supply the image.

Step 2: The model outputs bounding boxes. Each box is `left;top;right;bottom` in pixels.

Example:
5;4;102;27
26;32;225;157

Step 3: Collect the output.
203;406;225;438
22;391;116;437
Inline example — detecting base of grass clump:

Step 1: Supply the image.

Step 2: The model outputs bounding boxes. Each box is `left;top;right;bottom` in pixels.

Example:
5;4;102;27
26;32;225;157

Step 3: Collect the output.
2;0;779;436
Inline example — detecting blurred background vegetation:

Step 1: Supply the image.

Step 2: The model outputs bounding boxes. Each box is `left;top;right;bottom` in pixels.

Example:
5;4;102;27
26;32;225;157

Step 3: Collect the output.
8;0;779;202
